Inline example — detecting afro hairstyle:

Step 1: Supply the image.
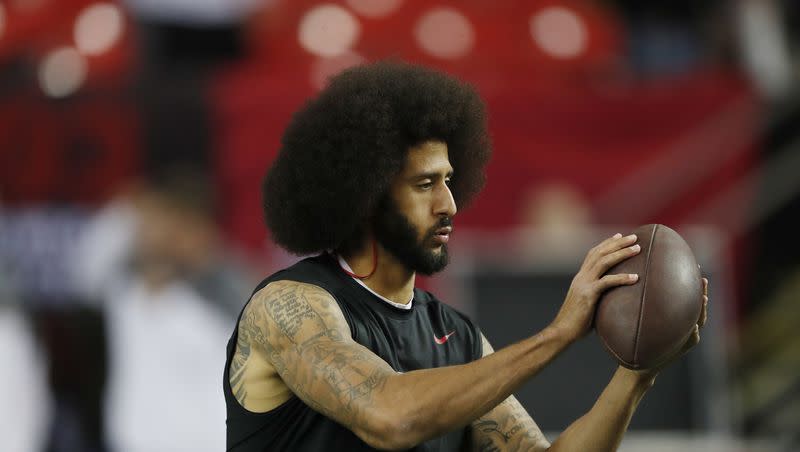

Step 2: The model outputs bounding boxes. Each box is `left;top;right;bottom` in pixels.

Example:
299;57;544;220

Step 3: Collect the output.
262;61;491;255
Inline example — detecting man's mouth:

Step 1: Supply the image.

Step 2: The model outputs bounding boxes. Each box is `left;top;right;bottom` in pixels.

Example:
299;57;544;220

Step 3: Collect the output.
432;226;452;244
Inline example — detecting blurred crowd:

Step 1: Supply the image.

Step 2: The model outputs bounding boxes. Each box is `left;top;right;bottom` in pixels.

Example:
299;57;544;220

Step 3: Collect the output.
1;0;799;451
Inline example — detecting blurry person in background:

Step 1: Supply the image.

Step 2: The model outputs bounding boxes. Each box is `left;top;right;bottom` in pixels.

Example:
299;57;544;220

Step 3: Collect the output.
0;256;50;452
72;167;251;452
0;196;107;452
515;182;597;266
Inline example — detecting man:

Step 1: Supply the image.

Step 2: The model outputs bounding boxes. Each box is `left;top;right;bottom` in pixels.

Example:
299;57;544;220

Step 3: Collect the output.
223;62;709;451
72;169;246;452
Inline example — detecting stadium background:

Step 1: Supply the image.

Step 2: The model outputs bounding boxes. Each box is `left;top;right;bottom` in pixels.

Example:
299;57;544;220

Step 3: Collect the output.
0;0;798;450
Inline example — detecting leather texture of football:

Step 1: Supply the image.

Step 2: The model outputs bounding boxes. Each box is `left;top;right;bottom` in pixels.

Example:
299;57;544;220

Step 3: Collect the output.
595;224;703;370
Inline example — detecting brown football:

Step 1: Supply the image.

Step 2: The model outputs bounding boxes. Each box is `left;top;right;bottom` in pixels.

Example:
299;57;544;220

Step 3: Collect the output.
595;224;703;370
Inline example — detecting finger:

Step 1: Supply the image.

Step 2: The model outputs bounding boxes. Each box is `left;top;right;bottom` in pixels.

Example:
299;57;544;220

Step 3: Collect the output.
592;243;641;276
586;233;621;260
698;296;708;327
702;277;708;296
584;234;638;273
594;273;638;292
599;233;638;256
590;232;637;256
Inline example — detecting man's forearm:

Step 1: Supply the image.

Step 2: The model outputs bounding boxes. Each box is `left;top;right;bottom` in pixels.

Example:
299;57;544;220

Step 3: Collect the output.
547;367;653;452
380;326;572;448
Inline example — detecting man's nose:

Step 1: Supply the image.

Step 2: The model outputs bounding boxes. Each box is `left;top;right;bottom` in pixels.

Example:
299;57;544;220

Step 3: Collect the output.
434;184;457;217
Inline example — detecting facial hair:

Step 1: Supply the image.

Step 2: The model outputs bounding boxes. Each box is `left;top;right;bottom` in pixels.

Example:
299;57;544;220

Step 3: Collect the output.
372;197;452;276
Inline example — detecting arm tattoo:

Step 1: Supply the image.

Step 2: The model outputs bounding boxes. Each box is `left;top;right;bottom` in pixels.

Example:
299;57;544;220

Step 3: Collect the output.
468;334;548;452
472;397;544;452
471;398;547;452
249;281;393;429
476;437;502;452
268;288;319;341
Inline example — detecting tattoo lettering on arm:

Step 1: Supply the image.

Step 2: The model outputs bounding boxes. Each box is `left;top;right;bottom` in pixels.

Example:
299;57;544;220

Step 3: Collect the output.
476;437;502;452
252;281;395;431
268;288;319;340
470;333;550;452
472;397;546;452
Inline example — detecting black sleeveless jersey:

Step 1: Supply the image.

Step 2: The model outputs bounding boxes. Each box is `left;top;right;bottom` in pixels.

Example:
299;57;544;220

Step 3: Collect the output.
223;253;483;451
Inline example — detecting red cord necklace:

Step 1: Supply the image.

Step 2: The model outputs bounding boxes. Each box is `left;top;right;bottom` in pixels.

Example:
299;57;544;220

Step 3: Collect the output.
338;240;378;279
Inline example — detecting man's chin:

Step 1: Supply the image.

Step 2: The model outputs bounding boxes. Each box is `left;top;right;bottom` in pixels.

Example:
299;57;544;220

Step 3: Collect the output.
425;237;447;249
416;248;449;275
422;245;445;258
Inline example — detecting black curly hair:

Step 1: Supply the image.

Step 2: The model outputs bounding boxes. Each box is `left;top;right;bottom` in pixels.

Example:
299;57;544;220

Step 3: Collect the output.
262;61;491;255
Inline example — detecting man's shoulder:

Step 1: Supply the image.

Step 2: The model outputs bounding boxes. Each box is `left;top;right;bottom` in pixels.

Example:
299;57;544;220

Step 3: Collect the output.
275;253;334;279
252;254;337;295
246;277;350;341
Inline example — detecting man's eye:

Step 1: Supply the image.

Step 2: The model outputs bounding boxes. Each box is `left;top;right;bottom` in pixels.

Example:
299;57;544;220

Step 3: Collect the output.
418;182;433;190
445;178;452;186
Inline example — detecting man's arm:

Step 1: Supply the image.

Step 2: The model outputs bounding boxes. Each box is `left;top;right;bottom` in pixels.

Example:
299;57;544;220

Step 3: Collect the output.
470;278;709;452
546;277;708;452
249;233;640;450
248;280;571;450
468;334;551;452
467;335;652;452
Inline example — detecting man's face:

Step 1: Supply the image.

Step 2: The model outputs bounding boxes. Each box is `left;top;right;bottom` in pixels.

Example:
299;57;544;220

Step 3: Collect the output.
373;140;457;275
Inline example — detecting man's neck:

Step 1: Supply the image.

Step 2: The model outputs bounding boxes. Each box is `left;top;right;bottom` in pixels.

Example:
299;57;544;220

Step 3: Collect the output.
338;239;415;306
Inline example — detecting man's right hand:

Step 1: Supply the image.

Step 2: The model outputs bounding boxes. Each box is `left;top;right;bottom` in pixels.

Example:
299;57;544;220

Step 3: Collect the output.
551;233;641;343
